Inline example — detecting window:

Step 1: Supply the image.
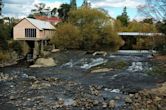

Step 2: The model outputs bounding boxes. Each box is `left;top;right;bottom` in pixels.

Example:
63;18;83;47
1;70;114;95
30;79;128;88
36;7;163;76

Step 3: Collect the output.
25;28;36;37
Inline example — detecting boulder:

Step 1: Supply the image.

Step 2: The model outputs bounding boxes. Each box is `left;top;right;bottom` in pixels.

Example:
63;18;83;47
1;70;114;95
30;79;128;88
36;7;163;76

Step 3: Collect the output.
42;51;51;57
93;51;107;56
30;57;56;67
51;49;60;53
125;96;132;104
109;100;116;108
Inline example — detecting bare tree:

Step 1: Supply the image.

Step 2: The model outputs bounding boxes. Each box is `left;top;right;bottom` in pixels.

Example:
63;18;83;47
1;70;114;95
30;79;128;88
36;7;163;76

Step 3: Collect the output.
31;3;51;16
138;0;166;21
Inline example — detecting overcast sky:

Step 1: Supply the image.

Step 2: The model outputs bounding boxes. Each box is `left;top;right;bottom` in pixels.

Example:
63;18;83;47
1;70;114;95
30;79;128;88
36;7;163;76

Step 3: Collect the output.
2;0;146;20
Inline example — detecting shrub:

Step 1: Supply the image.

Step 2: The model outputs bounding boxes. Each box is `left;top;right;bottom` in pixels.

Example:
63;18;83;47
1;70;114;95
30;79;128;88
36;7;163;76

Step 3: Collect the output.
0;51;10;62
146;65;166;78
9;41;29;56
52;23;81;49
9;41;22;55
154;36;166;55
52;8;124;51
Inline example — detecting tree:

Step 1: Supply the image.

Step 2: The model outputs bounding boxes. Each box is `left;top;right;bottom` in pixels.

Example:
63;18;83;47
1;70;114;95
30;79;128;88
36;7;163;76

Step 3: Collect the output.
0;22;8;50
52;23;81;49
138;0;166;21
138;0;166;34
52;8;124;51
82;0;91;8
0;0;3;16
30;3;51;17
138;0;166;54
51;8;57;17
156;20;166;34
58;4;71;20
114;19;157;32
155;20;166;54
143;18;153;24
117;7;129;27
68;8;109;28
70;0;77;9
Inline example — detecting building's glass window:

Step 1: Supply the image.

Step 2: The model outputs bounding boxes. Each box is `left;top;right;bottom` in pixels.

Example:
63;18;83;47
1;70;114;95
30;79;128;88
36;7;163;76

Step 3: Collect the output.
25;28;36;37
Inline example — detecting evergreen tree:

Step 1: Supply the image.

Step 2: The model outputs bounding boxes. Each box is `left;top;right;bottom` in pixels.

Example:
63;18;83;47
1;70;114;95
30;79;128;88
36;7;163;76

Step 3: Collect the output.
70;0;77;9
117;7;129;27
58;4;71;20
82;0;91;7
0;0;3;16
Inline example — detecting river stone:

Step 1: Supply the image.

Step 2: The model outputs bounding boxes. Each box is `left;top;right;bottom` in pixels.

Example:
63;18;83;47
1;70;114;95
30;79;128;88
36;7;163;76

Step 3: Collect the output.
30;58;56;67
31;81;51;89
91;68;113;73
89;85;100;96
9;96;15;100
125;96;132;104
51;49;60;53
93;100;99;105
109;100;116;108
115;96;120;100
102;102;107;108
92;51;107;56
0;73;13;81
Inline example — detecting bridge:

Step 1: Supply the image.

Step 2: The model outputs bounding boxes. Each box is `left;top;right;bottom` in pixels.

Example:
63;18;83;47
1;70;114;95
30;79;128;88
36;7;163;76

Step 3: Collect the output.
118;32;164;49
118;32;163;37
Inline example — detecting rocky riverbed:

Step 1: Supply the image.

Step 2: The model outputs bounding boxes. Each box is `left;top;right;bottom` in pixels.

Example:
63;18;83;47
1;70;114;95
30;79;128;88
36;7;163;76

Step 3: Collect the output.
0;50;165;110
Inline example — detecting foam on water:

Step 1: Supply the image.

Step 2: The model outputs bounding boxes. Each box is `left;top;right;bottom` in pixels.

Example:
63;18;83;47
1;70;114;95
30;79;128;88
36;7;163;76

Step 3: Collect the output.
80;58;107;69
127;62;150;72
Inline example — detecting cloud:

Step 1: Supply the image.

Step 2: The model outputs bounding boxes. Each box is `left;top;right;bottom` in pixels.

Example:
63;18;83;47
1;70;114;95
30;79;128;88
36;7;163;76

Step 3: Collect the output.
91;0;145;8
3;0;35;5
2;0;63;18
45;2;62;9
3;0;36;18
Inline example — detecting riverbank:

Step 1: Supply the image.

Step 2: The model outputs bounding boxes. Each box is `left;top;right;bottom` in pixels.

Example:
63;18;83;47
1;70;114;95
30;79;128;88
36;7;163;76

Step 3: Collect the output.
153;54;166;62
0;56;25;68
131;82;166;110
0;50;25;68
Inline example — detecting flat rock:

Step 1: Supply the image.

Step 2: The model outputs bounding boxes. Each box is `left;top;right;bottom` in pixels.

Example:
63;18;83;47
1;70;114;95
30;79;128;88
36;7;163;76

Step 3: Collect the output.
51;49;60;53
30;57;56;67
91;68;113;73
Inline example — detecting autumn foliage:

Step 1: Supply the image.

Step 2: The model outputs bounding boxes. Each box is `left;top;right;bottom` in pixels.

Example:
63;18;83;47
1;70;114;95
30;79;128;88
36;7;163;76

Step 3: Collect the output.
52;8;124;51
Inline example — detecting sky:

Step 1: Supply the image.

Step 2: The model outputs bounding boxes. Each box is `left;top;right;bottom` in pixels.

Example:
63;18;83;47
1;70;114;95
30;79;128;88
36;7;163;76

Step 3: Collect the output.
2;0;146;20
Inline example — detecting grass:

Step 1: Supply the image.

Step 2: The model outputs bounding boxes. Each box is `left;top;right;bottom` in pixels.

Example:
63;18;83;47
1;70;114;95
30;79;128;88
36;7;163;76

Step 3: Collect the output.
91;60;129;70
146;64;166;78
0;51;11;62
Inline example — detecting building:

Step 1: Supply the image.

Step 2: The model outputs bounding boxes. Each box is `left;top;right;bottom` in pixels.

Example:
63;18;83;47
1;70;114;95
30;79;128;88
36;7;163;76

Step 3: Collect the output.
13;18;55;59
34;16;62;25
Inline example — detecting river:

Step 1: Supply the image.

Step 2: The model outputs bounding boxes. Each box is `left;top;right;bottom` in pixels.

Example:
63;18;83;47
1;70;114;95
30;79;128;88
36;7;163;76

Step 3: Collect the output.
0;50;165;110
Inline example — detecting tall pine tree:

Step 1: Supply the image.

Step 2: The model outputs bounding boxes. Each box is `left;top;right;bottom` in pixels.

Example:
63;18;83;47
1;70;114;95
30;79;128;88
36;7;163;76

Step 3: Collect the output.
70;0;77;9
117;7;129;27
82;0;91;7
0;0;3;16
